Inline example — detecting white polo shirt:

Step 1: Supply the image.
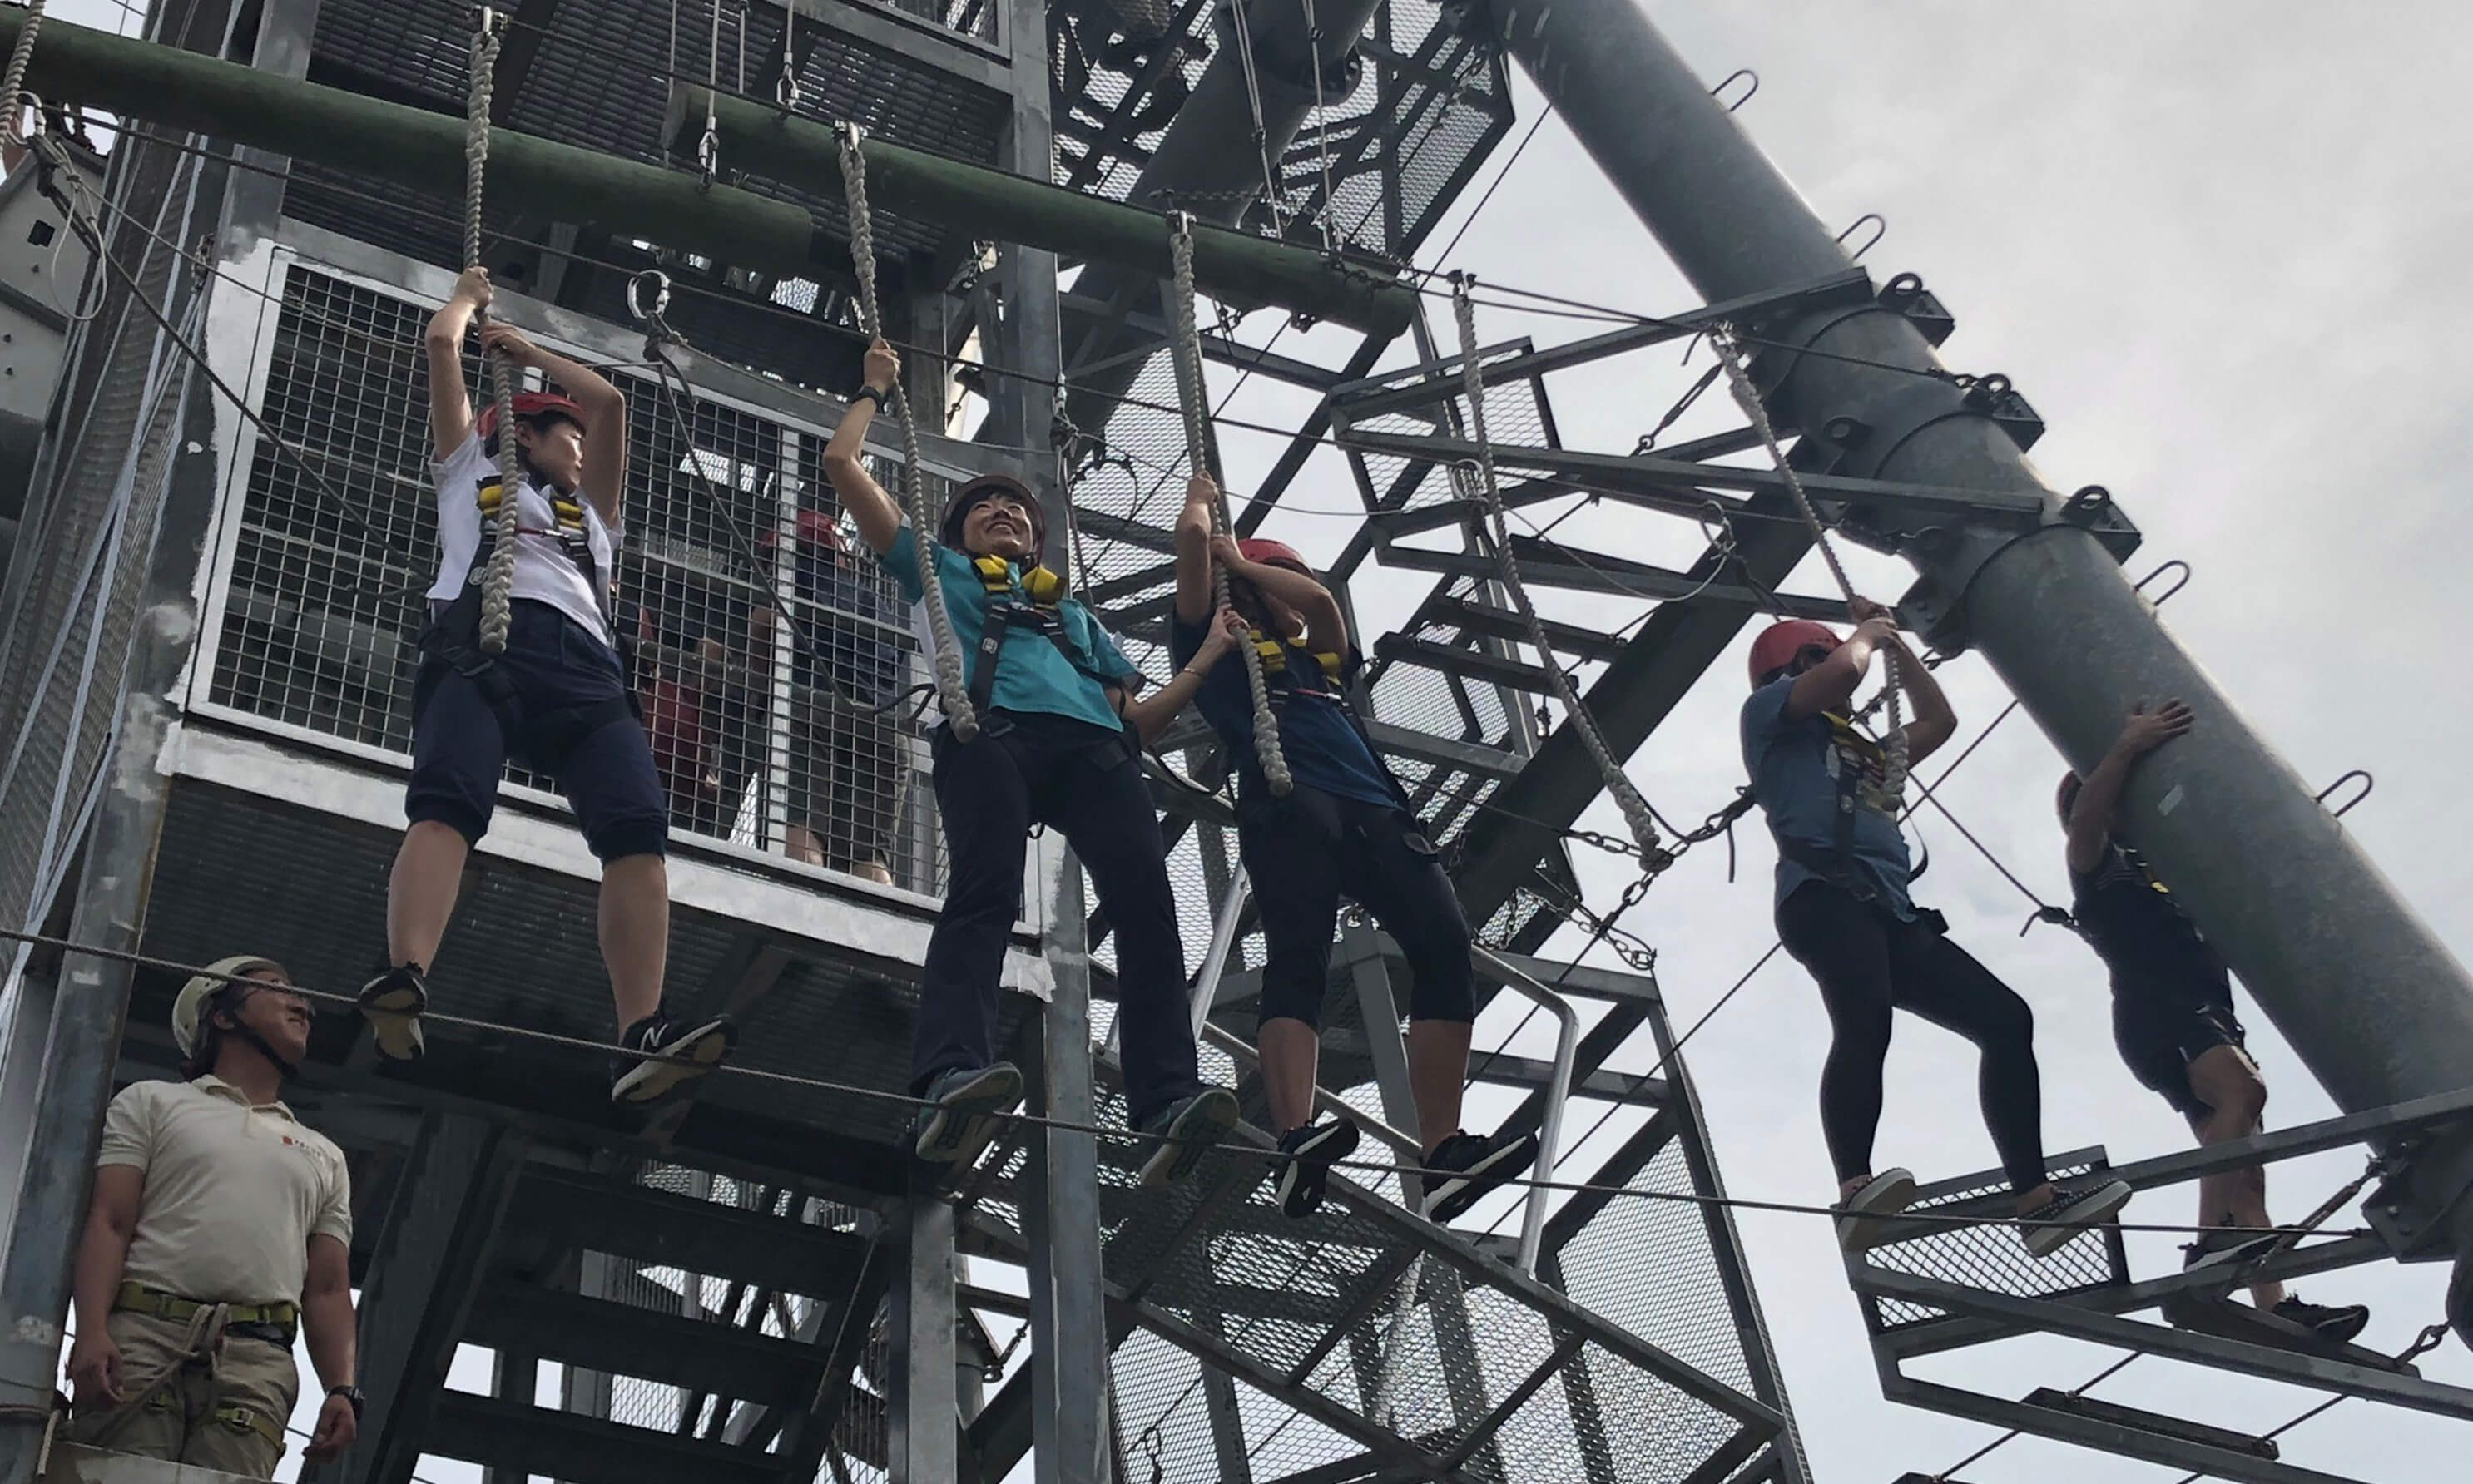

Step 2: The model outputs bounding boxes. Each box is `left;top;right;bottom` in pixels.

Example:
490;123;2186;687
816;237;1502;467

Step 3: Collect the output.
425;431;621;650
96;1077;352;1308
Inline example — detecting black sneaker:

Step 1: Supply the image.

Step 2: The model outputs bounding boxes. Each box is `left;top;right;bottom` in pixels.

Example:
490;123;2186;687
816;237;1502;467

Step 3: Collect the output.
356;965;429;1062
610;1012;736;1104
1424;1129;1541;1224
1272;1119;1361;1219
1136;1088;1240;1188
2183;1227;2282;1279
1835;1168;1920;1253
2018;1178;2134;1259
2274;1294;2371;1346
913;1064;1023;1166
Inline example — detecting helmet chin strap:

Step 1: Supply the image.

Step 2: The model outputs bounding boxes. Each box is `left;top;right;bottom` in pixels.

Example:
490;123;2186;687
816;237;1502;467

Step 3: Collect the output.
203;988;300;1080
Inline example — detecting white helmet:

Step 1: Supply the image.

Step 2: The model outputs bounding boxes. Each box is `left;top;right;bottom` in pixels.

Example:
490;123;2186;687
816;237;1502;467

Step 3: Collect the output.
171;956;286;1061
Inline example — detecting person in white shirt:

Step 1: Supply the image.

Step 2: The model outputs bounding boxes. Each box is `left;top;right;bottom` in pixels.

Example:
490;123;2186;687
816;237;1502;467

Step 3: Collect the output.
355;267;732;1102
63;957;359;1479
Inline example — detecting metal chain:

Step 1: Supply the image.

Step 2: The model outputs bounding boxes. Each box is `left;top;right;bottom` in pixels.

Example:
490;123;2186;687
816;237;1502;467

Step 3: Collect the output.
1450;274;1661;855
1168;211;1289;794
0;0;44;147
464;12;522;655
838;124;978;740
1711;327;1909;795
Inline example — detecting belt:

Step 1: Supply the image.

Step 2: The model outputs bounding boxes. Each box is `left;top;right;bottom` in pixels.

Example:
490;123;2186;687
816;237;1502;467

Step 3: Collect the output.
114;1282;298;1343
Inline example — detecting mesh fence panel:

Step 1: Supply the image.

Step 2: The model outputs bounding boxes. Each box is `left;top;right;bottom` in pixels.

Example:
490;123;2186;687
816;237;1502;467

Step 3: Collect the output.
205;263;944;890
1552;1138;1757;1400
1856;1156;2122;1332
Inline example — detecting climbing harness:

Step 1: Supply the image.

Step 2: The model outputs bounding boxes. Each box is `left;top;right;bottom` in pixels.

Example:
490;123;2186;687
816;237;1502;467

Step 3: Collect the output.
1448;273;1663;858
462;9;525;656
837;121;979;740
959;553;1124;729
1710;326;1911;797
1167;210;1291;794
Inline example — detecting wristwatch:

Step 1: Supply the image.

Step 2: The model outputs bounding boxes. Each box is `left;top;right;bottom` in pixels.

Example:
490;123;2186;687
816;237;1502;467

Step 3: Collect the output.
329;1384;365;1420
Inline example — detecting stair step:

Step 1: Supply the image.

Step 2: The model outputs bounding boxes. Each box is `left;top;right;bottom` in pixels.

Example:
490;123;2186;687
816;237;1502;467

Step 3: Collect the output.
463;1279;825;1407
2020;1388;2278;1459
500;1168;870;1298
427;1392;780;1484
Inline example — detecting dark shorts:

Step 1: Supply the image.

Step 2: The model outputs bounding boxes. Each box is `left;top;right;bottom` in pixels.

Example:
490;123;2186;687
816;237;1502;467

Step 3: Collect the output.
2113;981;2247;1120
406;600;669;862
783;683;901;869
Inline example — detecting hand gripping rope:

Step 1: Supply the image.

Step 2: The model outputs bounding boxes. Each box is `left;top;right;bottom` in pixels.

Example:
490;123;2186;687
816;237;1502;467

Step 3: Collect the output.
1167;210;1290;794
464;11;523;656
1709;328;1911;797
836;123;979;741
1448;273;1660;856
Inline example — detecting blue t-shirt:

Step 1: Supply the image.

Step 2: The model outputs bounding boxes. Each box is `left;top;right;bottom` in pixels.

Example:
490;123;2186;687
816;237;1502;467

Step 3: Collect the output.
1169;613;1400;809
1741;675;1914;918
879;525;1138;735
792;550;902;702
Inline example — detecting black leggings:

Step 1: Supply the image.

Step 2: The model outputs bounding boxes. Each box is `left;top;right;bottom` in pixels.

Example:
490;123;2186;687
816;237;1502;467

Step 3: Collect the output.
1776;881;2049;1194
1240;782;1474;1029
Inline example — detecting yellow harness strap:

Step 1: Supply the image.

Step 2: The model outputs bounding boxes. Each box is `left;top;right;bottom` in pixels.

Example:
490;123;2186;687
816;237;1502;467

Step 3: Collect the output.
113;1282;295;1330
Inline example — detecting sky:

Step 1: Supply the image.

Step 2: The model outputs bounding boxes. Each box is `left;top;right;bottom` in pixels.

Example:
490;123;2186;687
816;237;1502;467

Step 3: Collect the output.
1210;3;2473;1482
36;0;2473;1481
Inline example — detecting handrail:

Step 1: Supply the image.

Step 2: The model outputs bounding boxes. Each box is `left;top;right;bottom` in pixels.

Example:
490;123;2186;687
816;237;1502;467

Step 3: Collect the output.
1473;947;1579;1275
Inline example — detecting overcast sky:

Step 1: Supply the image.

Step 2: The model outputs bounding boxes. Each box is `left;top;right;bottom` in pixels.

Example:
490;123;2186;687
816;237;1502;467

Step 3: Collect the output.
40;0;2473;1479
1216;4;2473;1482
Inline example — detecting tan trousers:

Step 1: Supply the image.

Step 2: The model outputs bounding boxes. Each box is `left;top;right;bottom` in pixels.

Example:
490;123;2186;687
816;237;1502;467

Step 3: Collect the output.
60;1310;296;1480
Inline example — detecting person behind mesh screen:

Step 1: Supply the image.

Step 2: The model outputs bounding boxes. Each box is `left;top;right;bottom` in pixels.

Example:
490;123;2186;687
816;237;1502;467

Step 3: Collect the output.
65;957;359;1478
825;338;1249;1185
754;507;904;884
357;266;733;1104
1171;473;1540;1224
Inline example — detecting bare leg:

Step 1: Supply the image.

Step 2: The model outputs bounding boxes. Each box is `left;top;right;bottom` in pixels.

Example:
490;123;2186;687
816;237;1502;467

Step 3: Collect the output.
599;854;671;1030
783;824;825;867
387;821;470;970
853;859;895;886
2187;1043;2281;1307
1258;1017;1321;1135
1408;1019;1473;1155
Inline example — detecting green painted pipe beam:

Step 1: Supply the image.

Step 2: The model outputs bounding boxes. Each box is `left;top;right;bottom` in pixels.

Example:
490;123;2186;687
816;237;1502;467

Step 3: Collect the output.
672;84;1418;337
0;10;819;275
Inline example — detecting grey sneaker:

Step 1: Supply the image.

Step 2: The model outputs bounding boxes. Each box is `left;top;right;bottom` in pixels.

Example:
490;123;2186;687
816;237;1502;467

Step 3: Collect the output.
1834;1168;1920;1253
913;1063;1023;1165
1136;1088;1239;1188
356;965;429;1062
2019;1179;2133;1259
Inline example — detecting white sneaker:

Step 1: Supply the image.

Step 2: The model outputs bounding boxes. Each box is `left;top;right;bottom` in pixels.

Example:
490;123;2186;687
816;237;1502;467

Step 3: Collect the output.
1835;1168;1919;1253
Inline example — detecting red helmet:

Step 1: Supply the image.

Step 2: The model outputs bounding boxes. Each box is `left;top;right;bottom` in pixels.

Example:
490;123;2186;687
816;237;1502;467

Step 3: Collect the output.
1747;619;1841;689
1237;537;1310;572
760;507;847;552
477;390;587;443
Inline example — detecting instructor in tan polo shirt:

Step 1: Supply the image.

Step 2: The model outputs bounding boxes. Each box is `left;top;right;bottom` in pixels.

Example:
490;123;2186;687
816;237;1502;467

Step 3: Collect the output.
61;955;360;1478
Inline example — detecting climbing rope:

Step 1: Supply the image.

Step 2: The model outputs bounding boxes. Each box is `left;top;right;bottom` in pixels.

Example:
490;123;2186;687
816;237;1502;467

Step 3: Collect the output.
1167;210;1290;794
1711;326;1909;796
0;0;43;147
1450;273;1661;858
836;122;979;741
463;11;523;656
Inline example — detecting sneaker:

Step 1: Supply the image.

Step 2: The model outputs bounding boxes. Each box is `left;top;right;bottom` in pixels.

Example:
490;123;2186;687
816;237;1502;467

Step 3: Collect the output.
2274;1294;2371;1346
2018;1179;2134;1259
2182;1227;2283;1279
610;1012;736;1105
357;965;429;1062
1272;1118;1361;1219
912;1064;1023;1166
1834;1168;1920;1253
1424;1128;1542;1224
1136;1088;1240;1188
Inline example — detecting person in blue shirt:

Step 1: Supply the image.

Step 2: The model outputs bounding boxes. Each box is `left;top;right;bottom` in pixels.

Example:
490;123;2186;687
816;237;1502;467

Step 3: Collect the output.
2059;702;2367;1340
825;340;1247;1185
1742;603;2129;1256
1172;474;1538;1224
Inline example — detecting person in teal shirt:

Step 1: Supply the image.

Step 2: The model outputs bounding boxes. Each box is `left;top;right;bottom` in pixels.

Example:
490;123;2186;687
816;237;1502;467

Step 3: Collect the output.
825;339;1249;1185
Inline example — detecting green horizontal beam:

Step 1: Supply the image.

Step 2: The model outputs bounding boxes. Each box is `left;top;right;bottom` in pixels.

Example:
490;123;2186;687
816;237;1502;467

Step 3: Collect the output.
0;10;818;275
673;84;1419;337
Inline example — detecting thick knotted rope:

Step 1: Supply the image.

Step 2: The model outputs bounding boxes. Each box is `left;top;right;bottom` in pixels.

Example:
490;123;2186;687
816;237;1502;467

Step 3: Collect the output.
1710;328;1909;797
0;0;45;148
1167;212;1289;794
837;125;977;740
1450;274;1658;854
465;14;522;655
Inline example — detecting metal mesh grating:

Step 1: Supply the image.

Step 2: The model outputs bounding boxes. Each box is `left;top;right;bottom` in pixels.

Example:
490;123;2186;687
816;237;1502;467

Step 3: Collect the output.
1552;1137;1758;1399
205;262;942;891
1857;1157;2123;1332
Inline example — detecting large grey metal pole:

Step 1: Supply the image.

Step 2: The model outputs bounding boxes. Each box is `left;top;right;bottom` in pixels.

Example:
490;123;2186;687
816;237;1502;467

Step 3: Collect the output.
1474;0;2473;1279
